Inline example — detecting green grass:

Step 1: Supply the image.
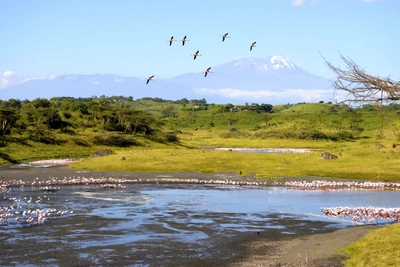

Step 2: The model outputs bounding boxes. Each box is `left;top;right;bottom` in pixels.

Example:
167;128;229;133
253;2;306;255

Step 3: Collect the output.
69;131;400;181
279;102;333;113
2;102;400;265
70;145;400;181
342;223;400;267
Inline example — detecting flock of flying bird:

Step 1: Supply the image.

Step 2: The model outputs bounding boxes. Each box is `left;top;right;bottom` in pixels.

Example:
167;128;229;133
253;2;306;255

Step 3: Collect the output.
145;33;257;84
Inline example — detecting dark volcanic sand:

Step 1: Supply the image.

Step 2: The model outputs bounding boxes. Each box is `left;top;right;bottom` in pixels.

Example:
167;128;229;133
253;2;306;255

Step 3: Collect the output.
0;165;380;266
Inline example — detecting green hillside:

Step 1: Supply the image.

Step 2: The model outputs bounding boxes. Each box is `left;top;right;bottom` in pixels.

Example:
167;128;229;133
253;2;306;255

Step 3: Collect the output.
1;96;400;181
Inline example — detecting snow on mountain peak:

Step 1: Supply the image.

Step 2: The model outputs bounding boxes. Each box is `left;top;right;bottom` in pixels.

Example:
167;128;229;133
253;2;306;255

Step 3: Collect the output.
270;56;295;70
216;56;298;75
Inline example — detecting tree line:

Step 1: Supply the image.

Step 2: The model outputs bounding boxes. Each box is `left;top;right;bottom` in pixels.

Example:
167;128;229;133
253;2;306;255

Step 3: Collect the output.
0;97;166;138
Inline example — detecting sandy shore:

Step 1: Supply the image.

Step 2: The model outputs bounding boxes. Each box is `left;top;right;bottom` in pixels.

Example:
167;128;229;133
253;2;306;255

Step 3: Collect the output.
0;164;381;266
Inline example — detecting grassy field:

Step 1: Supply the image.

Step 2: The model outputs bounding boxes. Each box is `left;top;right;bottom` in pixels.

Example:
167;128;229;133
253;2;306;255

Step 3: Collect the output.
342;222;400;267
2;101;400;181
1;101;400;266
70;130;400;181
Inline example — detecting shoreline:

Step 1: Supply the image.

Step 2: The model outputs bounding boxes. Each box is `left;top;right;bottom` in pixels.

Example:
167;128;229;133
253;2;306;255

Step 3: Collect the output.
0;163;354;184
0;164;384;266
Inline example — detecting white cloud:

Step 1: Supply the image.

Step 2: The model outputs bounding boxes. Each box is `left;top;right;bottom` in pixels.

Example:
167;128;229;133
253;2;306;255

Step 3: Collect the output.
290;0;305;7
194;88;340;104
292;0;378;7
290;0;320;7
1;71;15;87
3;71;15;78
1;78;9;86
0;71;56;89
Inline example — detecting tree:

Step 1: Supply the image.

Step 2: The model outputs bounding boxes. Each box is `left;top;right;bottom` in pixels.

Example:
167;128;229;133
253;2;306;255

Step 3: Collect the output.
323;54;400;105
99;96;111;107
30;98;51;108
259;103;273;113
224;103;234;112
0;108;18;136
161;106;176;118
1;98;22;109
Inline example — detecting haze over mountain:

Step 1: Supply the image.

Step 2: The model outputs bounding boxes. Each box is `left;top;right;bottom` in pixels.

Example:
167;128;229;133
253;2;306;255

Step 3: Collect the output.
0;56;335;104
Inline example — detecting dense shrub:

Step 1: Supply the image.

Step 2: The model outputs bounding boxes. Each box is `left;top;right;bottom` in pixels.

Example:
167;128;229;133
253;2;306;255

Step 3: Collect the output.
333;130;354;140
92;149;113;157
28;127;66;144
150;131;179;142
253;129;354;141
71;137;89;146
62;111;72;119
164;132;179;142
92;134;137;147
220;130;252;138
302;130;328;140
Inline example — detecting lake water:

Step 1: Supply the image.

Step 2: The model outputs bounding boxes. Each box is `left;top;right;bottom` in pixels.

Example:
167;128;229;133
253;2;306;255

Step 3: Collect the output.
1;183;399;266
2;183;399;230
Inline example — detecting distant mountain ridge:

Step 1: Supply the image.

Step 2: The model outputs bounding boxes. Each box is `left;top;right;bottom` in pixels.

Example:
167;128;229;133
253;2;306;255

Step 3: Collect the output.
0;56;334;104
0;74;191;101
167;56;331;91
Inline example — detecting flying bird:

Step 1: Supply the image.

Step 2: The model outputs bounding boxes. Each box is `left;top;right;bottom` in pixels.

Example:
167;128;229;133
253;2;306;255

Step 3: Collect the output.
169;36;174;46
146;75;154;84
222;33;229;42
181;35;188;46
193;50;201;60
204;67;212;77
250;41;256;51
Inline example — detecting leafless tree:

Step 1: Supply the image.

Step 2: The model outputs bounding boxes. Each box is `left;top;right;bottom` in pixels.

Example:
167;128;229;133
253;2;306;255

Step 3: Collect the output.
323;54;400;106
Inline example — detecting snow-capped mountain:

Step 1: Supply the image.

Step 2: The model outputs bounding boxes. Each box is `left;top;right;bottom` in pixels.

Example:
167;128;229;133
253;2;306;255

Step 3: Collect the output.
166;56;331;91
212;56;298;75
0;56;334;104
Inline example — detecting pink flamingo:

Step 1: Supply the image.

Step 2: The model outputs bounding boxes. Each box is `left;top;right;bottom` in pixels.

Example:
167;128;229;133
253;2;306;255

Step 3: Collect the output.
146;75;154;84
192;50;201;60
221;33;229;42
169;36;175;46
250;41;256;51
204;67;212;77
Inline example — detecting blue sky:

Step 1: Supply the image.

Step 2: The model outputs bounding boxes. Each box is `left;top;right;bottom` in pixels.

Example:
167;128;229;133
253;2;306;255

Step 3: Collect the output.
1;0;399;89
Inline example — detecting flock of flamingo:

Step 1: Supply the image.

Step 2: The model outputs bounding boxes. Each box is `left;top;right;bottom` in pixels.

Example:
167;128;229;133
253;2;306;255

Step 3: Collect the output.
1;158;400;228
145;33;257;83
28;158;84;166
0;204;72;227
321;206;400;224
284;180;400;191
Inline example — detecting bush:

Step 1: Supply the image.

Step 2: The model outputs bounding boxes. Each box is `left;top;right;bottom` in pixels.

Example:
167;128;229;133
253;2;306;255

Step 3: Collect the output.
62;111;72;119
253;129;354;141
71;137;89;147
334;130;354;140
92;149;113;157
92;134;137;147
220;130;251;138
164;132;179;142
150;131;179;142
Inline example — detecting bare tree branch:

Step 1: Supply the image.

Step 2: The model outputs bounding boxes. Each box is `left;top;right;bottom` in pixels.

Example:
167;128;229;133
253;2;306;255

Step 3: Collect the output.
322;53;400;106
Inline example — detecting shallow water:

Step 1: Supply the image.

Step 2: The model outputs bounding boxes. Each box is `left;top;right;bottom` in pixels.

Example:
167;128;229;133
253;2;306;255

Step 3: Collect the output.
1;183;399;266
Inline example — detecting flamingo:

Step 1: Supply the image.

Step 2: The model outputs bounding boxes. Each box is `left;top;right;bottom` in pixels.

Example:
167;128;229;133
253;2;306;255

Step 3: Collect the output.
193;50;201;60
204;67;212;77
250;41;256;51
146;75;154;84
222;33;229;42
169;36;174;46
181;35;188;46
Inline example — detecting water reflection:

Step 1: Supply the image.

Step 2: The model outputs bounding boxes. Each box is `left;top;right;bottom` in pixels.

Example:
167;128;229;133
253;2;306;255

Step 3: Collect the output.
1;183;399;265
